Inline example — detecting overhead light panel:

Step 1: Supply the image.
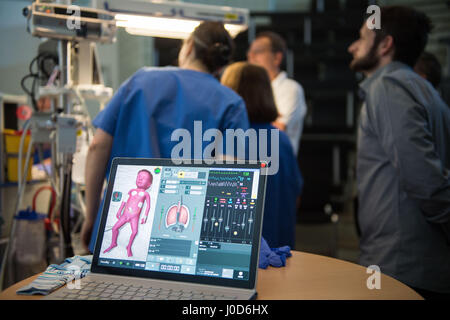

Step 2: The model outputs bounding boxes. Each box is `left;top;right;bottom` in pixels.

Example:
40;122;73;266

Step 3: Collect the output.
101;0;249;39
24;2;116;42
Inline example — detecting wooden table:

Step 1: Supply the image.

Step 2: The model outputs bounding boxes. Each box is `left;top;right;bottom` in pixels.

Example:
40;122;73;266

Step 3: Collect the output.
256;251;422;299
0;251;422;300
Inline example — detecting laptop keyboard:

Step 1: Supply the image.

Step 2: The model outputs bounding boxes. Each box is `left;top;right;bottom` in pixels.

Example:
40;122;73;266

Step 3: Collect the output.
51;279;238;300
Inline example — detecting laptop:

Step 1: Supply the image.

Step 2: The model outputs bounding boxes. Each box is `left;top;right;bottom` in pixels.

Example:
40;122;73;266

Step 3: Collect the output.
45;157;267;300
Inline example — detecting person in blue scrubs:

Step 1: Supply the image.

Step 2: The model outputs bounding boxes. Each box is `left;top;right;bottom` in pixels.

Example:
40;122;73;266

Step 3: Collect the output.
81;22;250;253
221;62;303;248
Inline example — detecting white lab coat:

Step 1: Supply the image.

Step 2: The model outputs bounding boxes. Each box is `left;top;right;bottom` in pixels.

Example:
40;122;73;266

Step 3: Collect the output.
271;71;307;155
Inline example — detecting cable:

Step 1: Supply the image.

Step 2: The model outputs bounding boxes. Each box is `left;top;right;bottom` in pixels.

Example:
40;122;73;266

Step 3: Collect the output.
20;52;58;111
60;167;74;258
36;144;61;233
17;120;31;193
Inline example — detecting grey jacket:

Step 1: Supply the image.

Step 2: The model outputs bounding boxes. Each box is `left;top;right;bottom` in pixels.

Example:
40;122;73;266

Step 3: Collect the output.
357;61;450;293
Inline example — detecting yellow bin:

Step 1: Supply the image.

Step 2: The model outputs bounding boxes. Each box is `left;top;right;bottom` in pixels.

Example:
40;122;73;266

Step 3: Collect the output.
3;129;33;182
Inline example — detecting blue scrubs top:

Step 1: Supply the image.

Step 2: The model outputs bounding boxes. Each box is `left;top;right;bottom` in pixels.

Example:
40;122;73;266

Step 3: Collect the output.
89;67;249;252
251;123;303;248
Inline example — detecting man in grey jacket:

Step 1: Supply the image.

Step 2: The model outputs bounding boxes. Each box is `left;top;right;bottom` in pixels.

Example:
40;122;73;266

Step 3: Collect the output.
348;6;450;299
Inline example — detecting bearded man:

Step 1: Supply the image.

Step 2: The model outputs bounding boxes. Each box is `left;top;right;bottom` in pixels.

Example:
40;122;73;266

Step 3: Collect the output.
348;6;450;300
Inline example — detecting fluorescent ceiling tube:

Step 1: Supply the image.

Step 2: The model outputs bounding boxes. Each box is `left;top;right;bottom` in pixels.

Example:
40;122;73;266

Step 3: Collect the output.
102;0;249;39
115;14;200;38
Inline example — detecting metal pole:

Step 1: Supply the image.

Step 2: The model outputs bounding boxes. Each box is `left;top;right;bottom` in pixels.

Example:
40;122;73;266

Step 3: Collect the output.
57;39;74;259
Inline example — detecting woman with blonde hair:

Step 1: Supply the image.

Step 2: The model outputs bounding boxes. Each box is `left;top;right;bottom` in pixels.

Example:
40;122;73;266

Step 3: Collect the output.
221;62;303;248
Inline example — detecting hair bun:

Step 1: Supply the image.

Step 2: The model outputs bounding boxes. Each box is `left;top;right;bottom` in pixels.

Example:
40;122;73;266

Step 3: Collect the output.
211;42;231;59
191;21;234;73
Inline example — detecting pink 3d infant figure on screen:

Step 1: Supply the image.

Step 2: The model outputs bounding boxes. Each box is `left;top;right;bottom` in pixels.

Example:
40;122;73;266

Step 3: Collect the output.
103;169;152;257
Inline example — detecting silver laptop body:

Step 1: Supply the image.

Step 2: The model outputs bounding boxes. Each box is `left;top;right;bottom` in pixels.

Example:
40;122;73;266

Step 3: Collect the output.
45;158;267;300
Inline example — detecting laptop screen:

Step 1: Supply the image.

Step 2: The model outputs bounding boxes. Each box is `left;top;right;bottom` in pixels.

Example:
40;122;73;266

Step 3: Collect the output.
92;158;267;289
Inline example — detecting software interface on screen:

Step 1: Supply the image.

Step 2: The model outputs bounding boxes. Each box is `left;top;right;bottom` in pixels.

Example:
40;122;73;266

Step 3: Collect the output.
98;164;261;281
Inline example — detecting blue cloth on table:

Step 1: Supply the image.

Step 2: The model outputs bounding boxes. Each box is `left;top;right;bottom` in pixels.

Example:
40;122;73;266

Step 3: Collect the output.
258;236;292;269
16;255;92;295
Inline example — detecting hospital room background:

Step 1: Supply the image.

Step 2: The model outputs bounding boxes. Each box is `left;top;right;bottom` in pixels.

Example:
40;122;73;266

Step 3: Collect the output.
0;0;449;289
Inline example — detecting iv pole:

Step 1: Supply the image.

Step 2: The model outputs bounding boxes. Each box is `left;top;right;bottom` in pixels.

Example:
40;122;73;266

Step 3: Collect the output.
57;38;74;258
0;0;116;290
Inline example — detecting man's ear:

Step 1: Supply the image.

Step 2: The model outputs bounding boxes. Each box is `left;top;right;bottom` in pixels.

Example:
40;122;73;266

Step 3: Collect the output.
274;51;284;68
378;35;394;57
